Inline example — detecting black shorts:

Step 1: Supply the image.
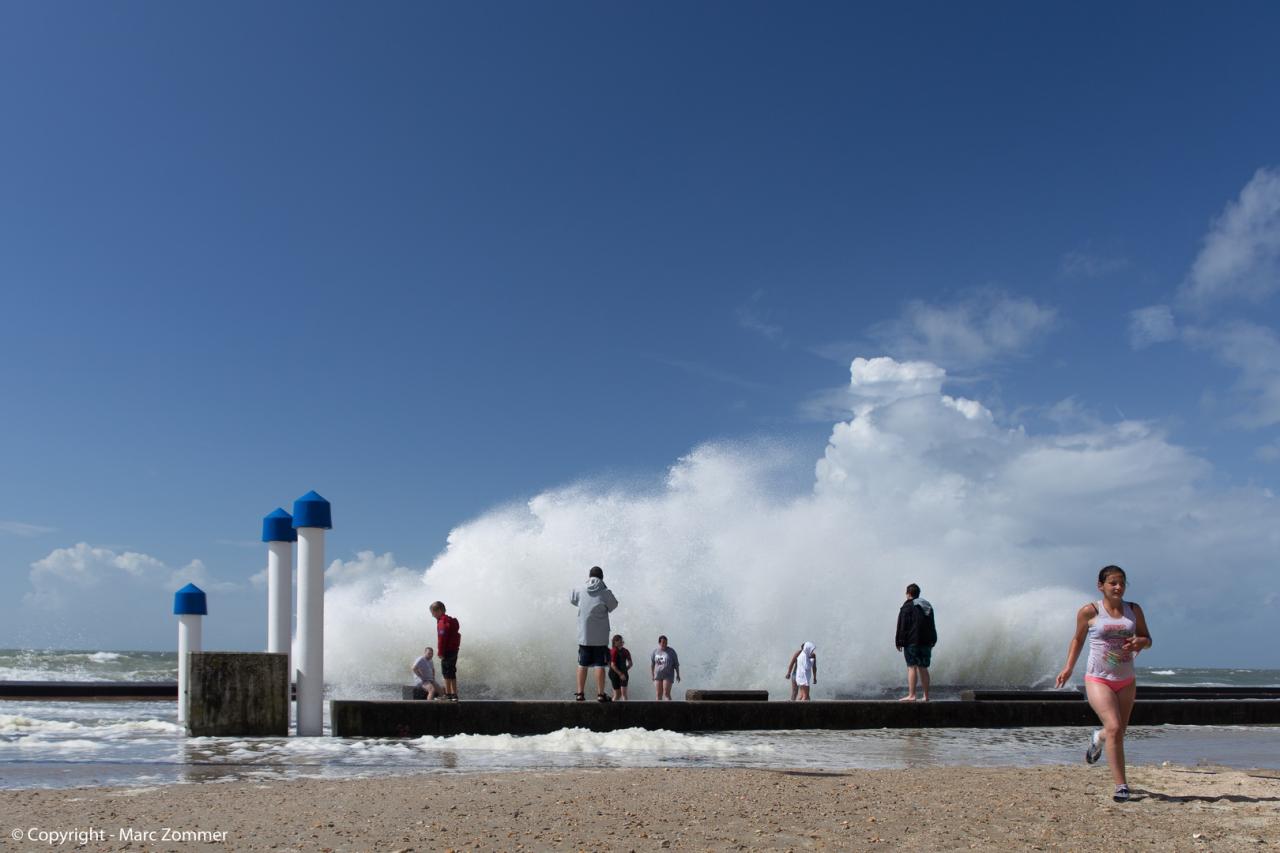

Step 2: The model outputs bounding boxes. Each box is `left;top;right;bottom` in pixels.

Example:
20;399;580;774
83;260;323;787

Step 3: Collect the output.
578;645;609;668
440;654;458;679
904;645;932;668
608;669;629;690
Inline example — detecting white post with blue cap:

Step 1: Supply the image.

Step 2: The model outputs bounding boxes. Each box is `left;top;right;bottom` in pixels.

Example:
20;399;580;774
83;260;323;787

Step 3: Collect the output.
173;583;207;725
262;509;296;670
293;490;331;736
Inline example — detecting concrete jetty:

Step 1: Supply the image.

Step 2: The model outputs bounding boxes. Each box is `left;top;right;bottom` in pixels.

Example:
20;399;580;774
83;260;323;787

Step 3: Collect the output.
0;680;298;701
332;696;1280;738
0;681;178;700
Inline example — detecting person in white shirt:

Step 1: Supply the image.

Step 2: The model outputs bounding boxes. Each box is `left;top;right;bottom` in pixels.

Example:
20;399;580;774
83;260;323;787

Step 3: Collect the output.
412;646;441;700
649;635;681;700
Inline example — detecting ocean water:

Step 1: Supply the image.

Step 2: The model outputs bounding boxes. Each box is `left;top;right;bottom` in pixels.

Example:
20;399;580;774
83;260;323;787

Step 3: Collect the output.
2;650;1277;790
0;649;177;683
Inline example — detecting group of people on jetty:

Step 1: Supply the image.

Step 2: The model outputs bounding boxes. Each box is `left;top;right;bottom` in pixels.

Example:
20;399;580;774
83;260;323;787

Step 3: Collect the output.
411;563;1152;804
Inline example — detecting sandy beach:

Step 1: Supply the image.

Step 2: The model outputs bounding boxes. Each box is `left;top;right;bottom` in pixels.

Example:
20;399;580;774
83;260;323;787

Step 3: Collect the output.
2;764;1277;852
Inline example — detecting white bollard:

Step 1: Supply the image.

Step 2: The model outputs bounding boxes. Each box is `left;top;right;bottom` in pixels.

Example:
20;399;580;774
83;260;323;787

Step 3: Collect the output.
293;490;331;736
262;509;295;668
173;583;207;725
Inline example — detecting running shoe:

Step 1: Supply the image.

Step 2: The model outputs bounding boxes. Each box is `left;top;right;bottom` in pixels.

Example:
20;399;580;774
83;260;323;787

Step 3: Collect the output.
1085;729;1104;764
1113;784;1130;803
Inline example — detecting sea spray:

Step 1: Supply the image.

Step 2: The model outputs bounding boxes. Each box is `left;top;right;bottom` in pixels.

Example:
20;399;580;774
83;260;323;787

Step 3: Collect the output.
323;355;1280;695
324;357;1104;697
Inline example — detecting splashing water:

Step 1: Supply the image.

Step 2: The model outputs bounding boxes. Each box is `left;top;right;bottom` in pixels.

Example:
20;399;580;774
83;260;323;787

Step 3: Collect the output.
323;356;1279;697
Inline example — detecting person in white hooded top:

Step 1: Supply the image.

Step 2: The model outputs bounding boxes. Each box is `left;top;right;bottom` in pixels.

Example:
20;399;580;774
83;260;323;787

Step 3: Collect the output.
785;642;817;700
570;565;619;702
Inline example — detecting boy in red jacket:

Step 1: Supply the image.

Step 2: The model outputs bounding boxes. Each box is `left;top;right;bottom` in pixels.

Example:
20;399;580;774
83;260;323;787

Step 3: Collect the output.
430;601;461;701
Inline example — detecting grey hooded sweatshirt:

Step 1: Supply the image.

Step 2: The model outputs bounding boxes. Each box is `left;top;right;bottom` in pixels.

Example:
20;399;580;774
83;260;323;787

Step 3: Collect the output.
570;577;619;646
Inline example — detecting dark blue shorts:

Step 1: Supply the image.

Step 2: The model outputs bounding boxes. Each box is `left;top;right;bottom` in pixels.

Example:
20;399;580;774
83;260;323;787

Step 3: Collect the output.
578;645;609;668
904;645;932;668
440;654;458;679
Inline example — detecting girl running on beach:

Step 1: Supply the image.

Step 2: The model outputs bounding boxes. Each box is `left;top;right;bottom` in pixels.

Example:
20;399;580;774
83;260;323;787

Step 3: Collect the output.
1054;565;1153;802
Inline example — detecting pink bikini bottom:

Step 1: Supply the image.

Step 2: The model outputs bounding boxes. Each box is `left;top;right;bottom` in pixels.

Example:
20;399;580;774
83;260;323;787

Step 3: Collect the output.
1085;675;1135;693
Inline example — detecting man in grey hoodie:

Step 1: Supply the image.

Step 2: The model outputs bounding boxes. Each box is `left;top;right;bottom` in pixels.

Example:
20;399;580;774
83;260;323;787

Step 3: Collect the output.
571;565;619;702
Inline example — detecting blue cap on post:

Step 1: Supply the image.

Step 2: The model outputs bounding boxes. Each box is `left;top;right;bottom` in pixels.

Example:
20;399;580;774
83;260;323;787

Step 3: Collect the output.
262;508;297;543
173;583;208;615
292;490;332;529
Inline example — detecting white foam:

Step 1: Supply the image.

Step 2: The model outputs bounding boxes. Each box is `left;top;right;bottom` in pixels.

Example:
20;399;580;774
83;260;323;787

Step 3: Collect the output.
86;652;123;663
15;738;105;752
0;715;85;734
416;726;773;756
1150;669;1177;675
0;714;182;738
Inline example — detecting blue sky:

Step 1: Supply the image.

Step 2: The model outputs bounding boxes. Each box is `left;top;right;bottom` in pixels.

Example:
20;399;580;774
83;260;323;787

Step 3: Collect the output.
2;4;1279;674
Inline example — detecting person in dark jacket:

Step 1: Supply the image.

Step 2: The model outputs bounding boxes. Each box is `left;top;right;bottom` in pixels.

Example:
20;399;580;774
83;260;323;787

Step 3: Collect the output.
895;583;937;702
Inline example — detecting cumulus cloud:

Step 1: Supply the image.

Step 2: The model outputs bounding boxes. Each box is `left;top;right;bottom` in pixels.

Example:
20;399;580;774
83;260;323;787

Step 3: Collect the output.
1128;305;1178;349
25;543;236;608
325;550;418;590
1181;167;1280;307
325;356;1280;694
863;291;1057;370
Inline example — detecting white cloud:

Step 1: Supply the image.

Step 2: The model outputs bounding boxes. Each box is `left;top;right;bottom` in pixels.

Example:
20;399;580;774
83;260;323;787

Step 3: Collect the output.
176;558;238;593
1184;321;1280;429
1128;305;1177;349
0;520;55;537
25;543;236;608
325;550;418;590
324;356;1280;693
866;291;1057;370
1181;167;1280;307
1256;441;1280;463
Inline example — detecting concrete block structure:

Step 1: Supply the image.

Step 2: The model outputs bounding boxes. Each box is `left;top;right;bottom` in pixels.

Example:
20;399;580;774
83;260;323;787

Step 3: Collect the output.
187;652;289;737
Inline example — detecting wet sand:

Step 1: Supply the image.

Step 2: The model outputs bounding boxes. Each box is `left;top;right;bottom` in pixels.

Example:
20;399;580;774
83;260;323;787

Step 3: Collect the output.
2;764;1277;851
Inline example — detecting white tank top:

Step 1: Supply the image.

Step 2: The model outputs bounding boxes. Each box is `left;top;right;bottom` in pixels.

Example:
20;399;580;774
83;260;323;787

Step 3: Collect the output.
1085;600;1136;683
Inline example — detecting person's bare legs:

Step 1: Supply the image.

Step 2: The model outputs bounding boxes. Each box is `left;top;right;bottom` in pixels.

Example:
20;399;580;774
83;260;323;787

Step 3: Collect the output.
655;679;663;700
595;667;606;697
658;680;673;700
901;666;918;701
576;666;588;696
918;666;930;702
424;682;437;700
797;685;810;701
1085;680;1137;786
